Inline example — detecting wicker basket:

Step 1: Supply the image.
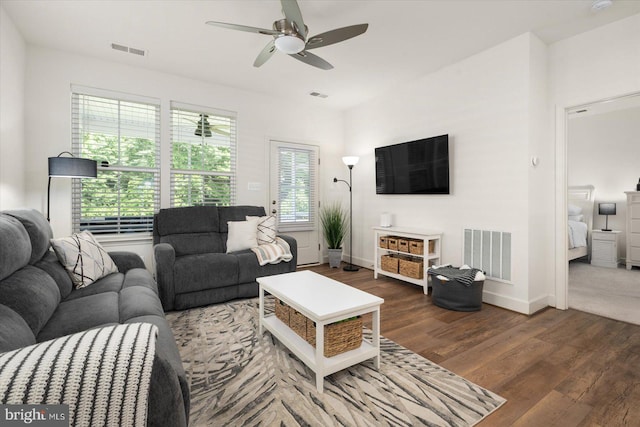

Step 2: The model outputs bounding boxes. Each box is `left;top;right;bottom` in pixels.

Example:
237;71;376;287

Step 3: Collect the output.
388;237;399;251
381;254;399;273
398;238;410;253
409;239;424;255
399;256;424;279
428;240;436;254
379;236;389;249
289;309;307;338
306;317;363;357
274;299;291;325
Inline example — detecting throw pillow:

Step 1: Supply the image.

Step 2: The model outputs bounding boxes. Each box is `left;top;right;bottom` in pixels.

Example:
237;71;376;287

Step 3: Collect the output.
226;218;259;253
247;215;277;245
50;230;118;289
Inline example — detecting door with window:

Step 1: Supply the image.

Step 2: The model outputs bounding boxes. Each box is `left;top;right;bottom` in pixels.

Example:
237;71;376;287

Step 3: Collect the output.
270;140;320;265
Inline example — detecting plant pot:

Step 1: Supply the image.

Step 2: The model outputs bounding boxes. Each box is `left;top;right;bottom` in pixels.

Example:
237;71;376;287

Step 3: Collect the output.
328;248;343;268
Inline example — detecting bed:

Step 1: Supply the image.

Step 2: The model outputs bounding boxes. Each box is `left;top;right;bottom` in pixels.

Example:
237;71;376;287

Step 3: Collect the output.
567;185;595;261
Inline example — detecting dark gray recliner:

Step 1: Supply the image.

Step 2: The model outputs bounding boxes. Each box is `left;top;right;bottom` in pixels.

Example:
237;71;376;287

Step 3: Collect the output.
153;205;297;311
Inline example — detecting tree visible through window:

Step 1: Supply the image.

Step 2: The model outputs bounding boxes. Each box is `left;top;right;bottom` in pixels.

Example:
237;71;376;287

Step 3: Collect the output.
72;92;160;234
170;106;236;206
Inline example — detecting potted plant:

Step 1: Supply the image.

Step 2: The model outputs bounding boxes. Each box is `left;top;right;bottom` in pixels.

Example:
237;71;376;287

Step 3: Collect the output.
320;202;348;268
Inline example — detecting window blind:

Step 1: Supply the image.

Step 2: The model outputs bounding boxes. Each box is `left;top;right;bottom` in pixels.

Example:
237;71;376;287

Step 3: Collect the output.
71;92;160;234
277;145;317;231
170;105;237;207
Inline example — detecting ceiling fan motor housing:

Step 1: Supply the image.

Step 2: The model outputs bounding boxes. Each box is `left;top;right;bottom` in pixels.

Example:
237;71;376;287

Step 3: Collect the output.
273;19;307;54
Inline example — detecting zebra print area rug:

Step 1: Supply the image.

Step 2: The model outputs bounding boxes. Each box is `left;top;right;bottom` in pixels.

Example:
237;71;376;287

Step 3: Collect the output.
166;298;505;426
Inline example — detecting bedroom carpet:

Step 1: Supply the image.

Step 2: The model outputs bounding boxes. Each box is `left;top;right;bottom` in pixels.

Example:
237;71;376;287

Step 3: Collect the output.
569;262;640;325
166;297;506;426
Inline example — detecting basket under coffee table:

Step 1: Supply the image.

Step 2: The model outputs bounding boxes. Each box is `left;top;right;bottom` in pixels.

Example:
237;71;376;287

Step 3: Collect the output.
258;270;384;393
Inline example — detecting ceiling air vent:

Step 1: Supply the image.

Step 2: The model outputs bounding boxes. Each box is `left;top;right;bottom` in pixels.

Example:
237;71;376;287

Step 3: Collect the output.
111;43;146;57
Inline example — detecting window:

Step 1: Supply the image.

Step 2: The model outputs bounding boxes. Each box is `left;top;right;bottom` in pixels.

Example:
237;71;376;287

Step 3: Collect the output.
71;90;160;234
275;144;317;231
170;104;237;207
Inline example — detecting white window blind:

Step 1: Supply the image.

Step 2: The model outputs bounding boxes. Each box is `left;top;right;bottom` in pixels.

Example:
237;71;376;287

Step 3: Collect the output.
71;92;160;234
170;105;237;207
277;145;317;231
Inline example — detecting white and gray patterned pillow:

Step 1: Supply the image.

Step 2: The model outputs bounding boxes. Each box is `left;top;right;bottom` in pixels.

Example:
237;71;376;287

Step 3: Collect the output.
247;215;277;245
50;230;118;288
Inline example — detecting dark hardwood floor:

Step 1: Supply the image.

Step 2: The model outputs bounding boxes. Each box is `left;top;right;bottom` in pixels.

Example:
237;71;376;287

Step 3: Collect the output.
303;264;640;427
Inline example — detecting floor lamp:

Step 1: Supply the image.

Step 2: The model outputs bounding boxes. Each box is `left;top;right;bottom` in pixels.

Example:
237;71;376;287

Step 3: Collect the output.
47;151;97;222
333;156;360;272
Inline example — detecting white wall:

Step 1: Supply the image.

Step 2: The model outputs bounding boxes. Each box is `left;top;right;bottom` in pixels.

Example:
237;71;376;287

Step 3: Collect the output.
0;6;26;209
550;13;640;309
345;33;545;313
568;106;640;257
22;46;344;267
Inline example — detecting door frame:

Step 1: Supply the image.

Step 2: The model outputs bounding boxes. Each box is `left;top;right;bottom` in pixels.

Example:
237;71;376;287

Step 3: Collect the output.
554;91;640;309
268;138;321;265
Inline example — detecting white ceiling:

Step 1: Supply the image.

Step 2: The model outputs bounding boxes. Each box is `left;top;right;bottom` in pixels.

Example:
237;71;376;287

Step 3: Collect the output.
3;0;640;110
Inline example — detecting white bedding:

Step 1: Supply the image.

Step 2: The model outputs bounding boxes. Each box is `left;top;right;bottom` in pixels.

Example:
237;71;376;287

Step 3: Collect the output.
568;220;588;249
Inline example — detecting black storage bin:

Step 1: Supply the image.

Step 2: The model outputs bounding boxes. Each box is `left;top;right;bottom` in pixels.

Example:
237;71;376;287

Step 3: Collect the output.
431;275;484;311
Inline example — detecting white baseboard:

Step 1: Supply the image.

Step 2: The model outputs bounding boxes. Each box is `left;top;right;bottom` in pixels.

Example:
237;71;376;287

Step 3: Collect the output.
482;290;550;315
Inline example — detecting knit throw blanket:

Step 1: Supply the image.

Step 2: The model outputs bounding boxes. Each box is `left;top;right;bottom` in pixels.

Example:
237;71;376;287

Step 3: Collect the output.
251;237;293;266
427;266;483;286
0;323;157;427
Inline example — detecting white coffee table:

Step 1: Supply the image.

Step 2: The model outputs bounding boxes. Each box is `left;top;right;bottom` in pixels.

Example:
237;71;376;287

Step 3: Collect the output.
258;270;384;393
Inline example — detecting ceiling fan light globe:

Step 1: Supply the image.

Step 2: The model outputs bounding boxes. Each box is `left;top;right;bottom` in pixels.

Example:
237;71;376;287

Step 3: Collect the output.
275;35;305;54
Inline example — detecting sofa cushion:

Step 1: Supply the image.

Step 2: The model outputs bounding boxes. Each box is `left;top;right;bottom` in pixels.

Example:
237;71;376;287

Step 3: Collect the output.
0;266;60;337
122;268;159;294
174;253;238;293
5;209;53;264
235;250;295;283
50;230;119;288
0;304;36;353
160;232;225;257
37;292;119;342
0;214;31;281
33;251;74;300
120;286;165;321
63;272;125;301
156;206;220;235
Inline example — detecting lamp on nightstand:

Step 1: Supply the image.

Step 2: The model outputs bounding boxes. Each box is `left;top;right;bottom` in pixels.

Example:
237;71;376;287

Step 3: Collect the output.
598;202;616;232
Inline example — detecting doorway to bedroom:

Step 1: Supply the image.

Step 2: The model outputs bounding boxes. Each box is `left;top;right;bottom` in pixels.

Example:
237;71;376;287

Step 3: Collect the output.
566;94;640;325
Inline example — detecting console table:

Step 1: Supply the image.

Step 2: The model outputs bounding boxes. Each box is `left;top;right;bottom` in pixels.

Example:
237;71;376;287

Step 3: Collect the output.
373;226;442;294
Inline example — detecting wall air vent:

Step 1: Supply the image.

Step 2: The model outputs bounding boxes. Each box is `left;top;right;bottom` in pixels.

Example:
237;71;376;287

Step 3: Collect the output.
111;43;146;57
463;228;512;283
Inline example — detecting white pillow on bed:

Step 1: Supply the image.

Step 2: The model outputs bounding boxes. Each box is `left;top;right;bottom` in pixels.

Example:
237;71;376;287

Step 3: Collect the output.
568;214;584;222
568;204;582;216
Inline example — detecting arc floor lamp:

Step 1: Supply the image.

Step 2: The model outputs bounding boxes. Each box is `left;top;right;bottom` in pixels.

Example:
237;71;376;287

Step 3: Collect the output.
333;156;359;272
47;151;97;222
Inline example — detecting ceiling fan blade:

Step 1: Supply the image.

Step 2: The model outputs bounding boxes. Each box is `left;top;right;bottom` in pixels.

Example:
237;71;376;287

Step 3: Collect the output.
280;0;306;39
206;21;279;36
289;51;333;70
305;24;369;50
254;40;277;67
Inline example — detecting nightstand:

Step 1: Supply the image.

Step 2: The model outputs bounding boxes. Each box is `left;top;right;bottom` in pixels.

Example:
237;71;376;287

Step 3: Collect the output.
591;230;621;268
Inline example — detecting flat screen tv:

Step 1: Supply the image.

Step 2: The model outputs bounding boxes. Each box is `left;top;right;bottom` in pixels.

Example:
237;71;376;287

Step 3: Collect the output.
375;134;449;194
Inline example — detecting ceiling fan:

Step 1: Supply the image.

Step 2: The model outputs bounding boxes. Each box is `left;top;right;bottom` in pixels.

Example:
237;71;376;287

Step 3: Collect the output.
205;0;368;70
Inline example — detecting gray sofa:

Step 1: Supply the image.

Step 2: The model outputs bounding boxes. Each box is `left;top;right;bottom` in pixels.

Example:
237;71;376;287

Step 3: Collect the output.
153;205;297;311
0;210;189;427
